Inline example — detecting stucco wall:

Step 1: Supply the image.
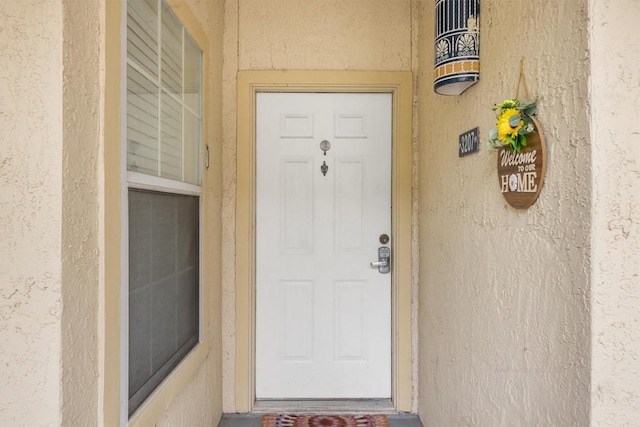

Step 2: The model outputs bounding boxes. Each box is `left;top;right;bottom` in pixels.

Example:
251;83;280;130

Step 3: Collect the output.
1;0;224;424
0;0;64;424
416;1;591;425
590;1;640;425
236;0;412;71
222;0;415;411
60;0;101;424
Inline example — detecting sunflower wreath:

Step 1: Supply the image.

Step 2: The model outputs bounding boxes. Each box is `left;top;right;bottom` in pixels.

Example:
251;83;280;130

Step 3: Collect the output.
487;98;537;153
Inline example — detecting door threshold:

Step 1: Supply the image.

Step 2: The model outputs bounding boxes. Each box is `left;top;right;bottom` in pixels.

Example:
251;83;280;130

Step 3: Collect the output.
253;399;395;414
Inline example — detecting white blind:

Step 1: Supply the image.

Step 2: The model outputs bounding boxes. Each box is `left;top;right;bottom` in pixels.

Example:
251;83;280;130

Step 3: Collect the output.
126;0;202;186
160;91;182;181
127;0;159;78
161;7;182;95
127;65;159;176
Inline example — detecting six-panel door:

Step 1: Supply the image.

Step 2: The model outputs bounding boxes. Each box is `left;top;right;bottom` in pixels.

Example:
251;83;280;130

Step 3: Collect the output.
255;92;392;399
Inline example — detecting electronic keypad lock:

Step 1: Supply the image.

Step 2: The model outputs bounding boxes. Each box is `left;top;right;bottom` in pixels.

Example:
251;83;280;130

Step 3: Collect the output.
370;246;391;274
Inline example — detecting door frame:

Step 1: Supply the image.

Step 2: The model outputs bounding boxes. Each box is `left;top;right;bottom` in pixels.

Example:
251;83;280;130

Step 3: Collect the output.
235;70;413;412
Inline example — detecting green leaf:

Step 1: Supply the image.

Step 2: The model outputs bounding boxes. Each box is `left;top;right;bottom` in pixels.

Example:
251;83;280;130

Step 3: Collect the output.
519;99;535;108
520;135;528;147
523;105;537;116
509;114;521;127
489;128;498;140
487;139;503;150
518;126;529;135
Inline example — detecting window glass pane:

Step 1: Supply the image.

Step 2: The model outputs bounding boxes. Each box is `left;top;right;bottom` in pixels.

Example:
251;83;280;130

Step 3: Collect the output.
127;65;159;176
160;91;182;181
183;110;201;185
126;0;202;185
127;0;159;78
128;189;199;416
161;4;182;96
184;33;201;115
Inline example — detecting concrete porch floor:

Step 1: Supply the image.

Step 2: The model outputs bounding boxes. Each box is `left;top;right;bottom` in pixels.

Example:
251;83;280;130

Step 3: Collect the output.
218;413;423;427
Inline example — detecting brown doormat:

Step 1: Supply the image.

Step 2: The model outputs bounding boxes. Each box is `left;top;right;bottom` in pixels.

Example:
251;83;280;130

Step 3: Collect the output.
261;414;389;427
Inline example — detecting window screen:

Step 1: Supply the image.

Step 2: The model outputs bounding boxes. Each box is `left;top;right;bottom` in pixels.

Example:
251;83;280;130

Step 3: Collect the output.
128;189;199;415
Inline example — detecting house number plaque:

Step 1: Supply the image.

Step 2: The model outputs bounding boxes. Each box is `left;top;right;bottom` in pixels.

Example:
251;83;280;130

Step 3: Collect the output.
459;127;479;157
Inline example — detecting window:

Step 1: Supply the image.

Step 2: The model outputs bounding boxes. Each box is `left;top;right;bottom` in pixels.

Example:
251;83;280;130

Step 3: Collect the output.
125;0;203;417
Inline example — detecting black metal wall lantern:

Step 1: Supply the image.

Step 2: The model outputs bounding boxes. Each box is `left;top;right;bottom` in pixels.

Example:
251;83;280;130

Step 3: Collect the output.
434;0;480;96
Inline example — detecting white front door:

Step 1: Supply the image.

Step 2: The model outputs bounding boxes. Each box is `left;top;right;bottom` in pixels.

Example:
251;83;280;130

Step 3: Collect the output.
255;92;392;399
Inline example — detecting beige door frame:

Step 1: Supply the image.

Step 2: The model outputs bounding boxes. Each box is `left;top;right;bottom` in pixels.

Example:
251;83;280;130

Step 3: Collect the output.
235;70;413;412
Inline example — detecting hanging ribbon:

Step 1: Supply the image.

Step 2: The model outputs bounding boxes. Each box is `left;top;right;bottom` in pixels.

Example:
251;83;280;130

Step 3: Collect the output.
514;57;531;100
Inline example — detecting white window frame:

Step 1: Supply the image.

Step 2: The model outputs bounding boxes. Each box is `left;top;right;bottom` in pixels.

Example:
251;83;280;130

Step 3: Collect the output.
119;0;206;424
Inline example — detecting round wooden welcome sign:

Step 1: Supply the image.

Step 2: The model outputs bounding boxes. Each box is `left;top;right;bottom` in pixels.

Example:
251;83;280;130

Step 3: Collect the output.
497;116;546;209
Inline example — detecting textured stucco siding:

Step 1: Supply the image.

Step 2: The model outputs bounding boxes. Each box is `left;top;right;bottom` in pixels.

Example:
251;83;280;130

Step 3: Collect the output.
0;0;64;424
236;0;412;71
590;1;640;425
416;1;591;425
222;0;415;411
222;0;240;412
60;0;101;424
1;0;225;424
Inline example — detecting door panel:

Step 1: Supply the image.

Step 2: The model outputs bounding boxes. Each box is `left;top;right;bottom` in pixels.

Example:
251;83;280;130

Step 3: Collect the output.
256;92;392;399
281;159;313;252
336;160;364;250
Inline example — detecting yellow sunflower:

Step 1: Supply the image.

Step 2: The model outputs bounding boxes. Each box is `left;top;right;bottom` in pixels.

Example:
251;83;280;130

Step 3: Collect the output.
497;108;524;143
